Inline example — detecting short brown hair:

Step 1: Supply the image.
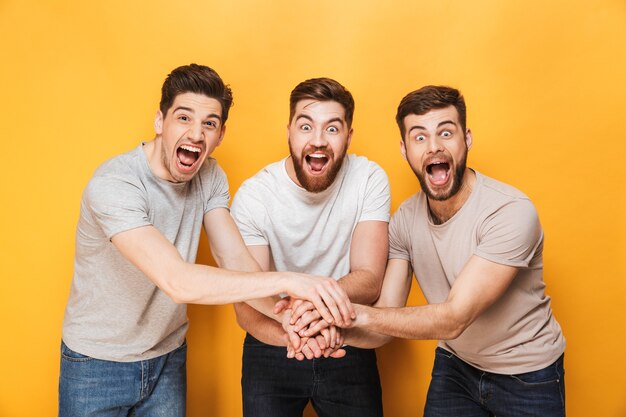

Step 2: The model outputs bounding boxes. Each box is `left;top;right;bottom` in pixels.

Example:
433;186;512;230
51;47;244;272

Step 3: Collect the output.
396;86;466;139
160;64;233;122
289;78;355;127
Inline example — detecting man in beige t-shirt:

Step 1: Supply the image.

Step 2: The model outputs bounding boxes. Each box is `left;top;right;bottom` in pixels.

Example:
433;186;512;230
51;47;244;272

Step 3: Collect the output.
298;85;566;416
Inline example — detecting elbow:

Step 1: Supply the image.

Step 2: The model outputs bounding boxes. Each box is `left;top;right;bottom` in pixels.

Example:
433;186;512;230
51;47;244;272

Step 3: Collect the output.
440;316;471;340
158;266;195;305
162;283;190;305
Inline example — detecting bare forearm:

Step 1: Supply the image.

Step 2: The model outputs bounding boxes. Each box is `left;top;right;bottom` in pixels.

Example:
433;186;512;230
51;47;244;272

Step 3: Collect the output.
355;303;467;341
235;302;287;346
163;262;289;305
343;327;393;349
338;270;382;305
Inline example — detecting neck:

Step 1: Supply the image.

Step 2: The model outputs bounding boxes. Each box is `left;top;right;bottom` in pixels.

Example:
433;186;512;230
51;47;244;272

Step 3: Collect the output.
427;169;475;225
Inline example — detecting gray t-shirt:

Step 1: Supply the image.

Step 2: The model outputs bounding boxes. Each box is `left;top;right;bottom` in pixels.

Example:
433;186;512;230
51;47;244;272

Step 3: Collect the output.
231;154;390;278
389;171;565;374
62;144;229;361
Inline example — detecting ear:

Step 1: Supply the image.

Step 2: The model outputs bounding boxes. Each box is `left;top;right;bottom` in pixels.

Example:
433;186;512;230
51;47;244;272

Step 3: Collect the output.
400;139;408;161
217;125;227;146
346;127;354;149
465;128;473;150
154;110;164;135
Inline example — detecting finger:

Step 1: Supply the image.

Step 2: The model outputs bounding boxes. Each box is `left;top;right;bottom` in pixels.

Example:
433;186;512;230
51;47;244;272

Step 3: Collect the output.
295;352;305;361
329;348;346;359
293;310;322;332
315;334;327;351
290;301;315;325
303;319;331;337
287;329;301;351
328;326;337;349
306;338;323;358
274;298;291;314
323;280;355;325
316;283;344;326
319;327;331;348
301;343;314;360
336;329;344;347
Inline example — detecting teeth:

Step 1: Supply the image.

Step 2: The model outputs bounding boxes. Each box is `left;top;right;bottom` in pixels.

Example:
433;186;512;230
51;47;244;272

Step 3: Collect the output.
308;154;326;158
180;145;201;153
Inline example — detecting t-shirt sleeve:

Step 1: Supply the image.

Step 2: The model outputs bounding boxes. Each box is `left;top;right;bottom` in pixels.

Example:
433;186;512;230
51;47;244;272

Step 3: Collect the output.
388;203;412;261
202;160;230;214
474;199;543;268
230;182;268;246
360;162;391;222
84;175;151;240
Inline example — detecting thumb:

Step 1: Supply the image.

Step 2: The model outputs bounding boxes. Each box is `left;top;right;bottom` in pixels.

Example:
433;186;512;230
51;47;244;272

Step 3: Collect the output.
274;298;291;314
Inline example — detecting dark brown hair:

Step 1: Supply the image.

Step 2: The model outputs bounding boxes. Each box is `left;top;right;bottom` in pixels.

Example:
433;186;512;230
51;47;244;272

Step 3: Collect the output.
160;64;233;122
396;85;466;139
289;78;355;127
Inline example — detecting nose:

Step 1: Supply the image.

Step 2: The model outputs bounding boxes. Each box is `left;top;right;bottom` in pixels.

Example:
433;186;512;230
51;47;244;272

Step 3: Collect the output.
310;128;328;148
187;122;203;142
427;136;444;154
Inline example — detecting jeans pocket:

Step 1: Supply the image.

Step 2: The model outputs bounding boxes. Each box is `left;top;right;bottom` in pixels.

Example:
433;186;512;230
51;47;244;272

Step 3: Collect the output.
510;361;561;386
61;341;93;363
435;347;454;359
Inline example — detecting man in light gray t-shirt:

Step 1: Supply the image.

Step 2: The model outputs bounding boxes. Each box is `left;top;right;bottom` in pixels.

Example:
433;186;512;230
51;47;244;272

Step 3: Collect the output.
231;78;390;417
346;86;566;417
59;65;355;417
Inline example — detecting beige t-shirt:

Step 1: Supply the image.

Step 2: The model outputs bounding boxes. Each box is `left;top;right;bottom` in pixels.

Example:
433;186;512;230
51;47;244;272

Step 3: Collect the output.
389;171;565;374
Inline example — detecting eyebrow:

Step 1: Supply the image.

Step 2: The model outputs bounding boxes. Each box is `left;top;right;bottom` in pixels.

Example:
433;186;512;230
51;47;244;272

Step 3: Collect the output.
294;114;345;125
173;106;222;121
407;120;457;135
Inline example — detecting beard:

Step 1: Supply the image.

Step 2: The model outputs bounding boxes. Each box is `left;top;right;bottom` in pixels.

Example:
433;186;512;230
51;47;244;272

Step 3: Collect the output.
289;143;347;193
411;148;468;201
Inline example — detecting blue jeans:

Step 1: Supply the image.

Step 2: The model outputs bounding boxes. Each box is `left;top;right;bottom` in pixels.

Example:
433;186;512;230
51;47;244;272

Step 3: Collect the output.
58;340;187;417
425;347;565;417
241;333;383;417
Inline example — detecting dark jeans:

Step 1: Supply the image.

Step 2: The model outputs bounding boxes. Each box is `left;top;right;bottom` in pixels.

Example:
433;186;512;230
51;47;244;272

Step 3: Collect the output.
425;347;565;417
58;340;187;417
241;333;383;417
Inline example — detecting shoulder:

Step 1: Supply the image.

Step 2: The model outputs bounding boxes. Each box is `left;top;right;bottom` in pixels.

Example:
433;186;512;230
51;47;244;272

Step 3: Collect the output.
478;172;532;202
232;159;285;207
394;193;421;218
87;147;146;195
474;173;542;242
344;154;390;188
194;157;227;184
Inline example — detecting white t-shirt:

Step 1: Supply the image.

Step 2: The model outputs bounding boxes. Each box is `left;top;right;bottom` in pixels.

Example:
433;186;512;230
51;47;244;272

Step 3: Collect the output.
231;154;390;278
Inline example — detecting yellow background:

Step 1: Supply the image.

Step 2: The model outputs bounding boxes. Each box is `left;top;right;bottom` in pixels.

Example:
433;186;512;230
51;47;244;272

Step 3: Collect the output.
1;0;625;416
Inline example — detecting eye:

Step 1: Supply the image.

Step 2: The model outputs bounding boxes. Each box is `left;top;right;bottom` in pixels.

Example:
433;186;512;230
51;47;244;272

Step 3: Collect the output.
178;115;190;122
441;130;452;138
415;134;426;142
327;126;339;133
300;124;312;131
204;120;217;128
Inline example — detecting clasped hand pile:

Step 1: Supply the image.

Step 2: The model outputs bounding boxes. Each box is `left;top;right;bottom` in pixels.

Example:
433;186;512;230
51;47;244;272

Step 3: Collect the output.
275;297;355;360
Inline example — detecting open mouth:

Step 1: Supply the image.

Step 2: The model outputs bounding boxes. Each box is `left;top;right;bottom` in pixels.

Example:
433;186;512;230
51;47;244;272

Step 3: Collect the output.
305;153;329;174
426;161;450;186
176;144;202;170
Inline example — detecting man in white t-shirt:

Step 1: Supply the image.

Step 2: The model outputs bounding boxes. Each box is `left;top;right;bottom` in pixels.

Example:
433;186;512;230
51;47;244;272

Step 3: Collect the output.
333;85;566;417
59;65;354;417
231;78;391;417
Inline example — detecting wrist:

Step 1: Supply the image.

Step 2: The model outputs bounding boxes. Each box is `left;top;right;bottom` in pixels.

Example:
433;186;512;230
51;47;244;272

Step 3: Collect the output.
353;304;372;328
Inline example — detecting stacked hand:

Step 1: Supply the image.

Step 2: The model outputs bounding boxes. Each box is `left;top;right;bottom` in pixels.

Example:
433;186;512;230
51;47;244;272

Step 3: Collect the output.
276;298;347;360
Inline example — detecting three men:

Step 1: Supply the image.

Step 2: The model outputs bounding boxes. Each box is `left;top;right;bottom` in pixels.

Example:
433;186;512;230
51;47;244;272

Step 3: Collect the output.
231;78;391;417
336;85;566;417
59;65;353;417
